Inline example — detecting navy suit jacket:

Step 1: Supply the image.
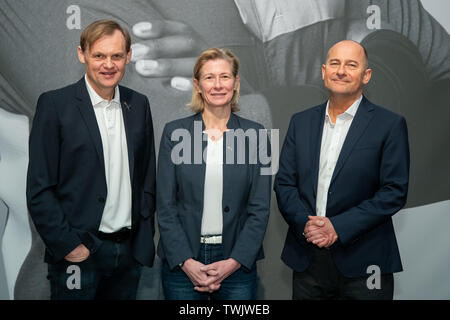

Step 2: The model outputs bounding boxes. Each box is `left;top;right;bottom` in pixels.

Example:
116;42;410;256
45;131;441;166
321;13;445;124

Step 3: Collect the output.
274;96;409;277
26;78;156;267
156;113;271;270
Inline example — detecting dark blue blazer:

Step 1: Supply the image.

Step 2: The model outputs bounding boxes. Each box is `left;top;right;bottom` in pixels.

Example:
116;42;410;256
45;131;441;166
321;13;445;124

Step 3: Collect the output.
26;78;156;267
156;112;271;271
274;96;409;277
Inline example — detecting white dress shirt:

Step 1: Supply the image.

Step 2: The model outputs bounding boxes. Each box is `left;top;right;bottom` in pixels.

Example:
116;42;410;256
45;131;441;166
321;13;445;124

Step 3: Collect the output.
316;95;362;217
85;76;132;233
201;134;224;236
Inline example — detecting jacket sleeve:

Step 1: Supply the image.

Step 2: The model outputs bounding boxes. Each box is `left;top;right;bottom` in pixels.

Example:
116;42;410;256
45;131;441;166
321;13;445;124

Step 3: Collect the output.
156;123;194;269
142;97;156;219
229;125;272;270
26;92;81;262
330;116;410;245
274;116;313;240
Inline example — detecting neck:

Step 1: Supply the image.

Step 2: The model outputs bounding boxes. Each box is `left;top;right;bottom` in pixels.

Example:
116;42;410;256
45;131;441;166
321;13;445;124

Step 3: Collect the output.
202;104;231;131
96;87;115;101
86;76;115;101
328;93;361;121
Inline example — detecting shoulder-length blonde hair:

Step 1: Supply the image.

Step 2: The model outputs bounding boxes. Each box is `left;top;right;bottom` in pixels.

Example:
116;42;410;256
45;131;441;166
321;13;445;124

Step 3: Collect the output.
187;48;240;113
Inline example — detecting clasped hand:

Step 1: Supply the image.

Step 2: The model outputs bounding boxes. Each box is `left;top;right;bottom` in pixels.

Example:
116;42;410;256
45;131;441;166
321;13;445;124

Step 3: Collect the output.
181;258;241;293
303;216;338;248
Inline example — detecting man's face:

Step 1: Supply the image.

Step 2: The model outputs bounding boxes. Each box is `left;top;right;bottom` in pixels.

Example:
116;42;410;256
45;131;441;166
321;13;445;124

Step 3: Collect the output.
78;29;131;99
321;41;371;98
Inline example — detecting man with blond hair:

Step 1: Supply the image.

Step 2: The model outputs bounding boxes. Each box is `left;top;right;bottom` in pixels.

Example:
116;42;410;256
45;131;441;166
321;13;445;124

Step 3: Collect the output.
26;20;156;300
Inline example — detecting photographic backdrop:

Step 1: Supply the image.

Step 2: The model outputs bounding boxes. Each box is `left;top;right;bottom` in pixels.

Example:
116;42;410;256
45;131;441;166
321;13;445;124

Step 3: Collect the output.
0;0;449;299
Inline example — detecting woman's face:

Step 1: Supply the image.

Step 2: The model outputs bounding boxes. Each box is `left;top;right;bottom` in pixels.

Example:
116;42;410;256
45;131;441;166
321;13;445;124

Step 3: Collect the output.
194;58;239;110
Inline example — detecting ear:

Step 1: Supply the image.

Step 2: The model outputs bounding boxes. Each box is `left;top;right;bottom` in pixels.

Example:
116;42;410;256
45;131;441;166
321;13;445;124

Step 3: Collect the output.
362;68;372;85
77;46;86;64
193;78;200;93
126;48;132;65
234;75;240;90
321;64;326;81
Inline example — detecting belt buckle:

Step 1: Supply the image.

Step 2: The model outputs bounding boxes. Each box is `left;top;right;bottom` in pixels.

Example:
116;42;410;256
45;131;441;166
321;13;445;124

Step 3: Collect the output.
200;235;221;244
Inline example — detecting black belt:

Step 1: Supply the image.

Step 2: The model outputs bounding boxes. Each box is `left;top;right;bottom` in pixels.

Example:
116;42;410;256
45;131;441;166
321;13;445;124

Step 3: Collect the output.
97;228;131;243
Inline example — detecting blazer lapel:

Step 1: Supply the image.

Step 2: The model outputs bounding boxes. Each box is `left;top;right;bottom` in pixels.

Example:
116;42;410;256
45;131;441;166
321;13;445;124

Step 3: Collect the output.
119;86;135;185
75;78;105;170
329;96;375;186
222;113;240;199
311;104;327;198
188;113;207;203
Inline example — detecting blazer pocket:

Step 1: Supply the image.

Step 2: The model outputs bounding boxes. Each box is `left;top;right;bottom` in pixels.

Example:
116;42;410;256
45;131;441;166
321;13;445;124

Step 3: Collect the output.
353;144;379;151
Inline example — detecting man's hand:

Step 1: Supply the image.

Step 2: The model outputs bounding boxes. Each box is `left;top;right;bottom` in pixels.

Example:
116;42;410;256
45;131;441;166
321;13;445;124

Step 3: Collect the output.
304;216;338;248
131;20;207;91
64;244;90;262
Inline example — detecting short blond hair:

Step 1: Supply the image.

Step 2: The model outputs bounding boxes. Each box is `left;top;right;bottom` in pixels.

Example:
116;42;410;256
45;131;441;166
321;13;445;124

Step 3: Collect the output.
187;48;240;113
80;19;131;52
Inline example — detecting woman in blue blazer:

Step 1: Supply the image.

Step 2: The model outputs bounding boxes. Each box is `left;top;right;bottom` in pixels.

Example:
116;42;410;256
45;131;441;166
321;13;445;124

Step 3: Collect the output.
156;48;271;300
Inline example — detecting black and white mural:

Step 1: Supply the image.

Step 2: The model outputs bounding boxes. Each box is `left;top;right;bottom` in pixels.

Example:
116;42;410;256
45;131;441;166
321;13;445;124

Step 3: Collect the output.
1;0;449;299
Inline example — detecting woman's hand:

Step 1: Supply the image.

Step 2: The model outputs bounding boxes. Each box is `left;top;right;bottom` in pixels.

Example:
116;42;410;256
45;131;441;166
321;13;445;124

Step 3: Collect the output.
194;258;241;293
181;258;218;292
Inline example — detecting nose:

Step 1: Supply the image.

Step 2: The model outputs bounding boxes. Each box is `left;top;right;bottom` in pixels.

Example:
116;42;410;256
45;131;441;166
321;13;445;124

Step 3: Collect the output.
336;64;346;76
213;76;224;89
104;57;115;69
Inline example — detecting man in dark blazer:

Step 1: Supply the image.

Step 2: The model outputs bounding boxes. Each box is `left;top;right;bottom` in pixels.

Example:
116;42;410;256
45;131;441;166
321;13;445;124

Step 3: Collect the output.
26;20;156;299
274;40;409;299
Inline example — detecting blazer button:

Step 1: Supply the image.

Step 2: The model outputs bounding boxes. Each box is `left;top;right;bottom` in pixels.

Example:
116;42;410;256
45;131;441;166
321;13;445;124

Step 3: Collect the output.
98;197;105;203
224;206;230;213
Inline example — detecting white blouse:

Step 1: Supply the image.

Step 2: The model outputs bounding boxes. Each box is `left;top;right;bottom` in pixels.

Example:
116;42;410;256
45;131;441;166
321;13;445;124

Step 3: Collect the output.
201;134;224;236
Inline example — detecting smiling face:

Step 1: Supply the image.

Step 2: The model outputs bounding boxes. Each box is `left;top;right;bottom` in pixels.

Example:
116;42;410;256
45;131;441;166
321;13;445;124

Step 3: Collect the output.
193;58;240;110
78;29;131;100
322;40;372;99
